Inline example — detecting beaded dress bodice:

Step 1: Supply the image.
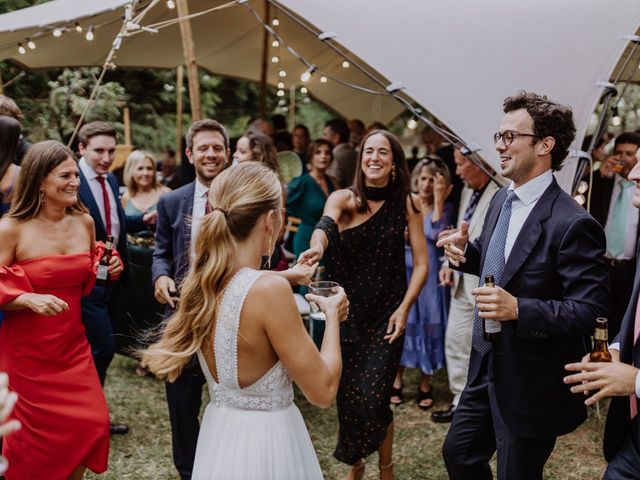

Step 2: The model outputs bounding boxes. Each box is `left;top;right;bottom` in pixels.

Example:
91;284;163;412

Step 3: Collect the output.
197;268;294;411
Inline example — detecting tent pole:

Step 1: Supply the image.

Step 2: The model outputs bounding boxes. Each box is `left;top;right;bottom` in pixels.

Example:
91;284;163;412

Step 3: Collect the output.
259;0;270;118
123;106;132;145
289;85;296;129
176;0;202;122
176;65;184;164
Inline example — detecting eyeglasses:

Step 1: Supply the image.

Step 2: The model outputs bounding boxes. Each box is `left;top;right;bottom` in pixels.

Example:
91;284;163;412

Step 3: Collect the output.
493;130;537;147
420;156;444;166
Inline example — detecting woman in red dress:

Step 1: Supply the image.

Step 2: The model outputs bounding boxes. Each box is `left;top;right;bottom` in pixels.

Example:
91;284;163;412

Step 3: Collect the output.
0;141;119;479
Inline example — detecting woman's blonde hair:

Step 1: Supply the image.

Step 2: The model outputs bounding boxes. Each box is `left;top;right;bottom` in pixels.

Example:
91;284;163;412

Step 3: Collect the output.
142;162;282;381
123;150;158;196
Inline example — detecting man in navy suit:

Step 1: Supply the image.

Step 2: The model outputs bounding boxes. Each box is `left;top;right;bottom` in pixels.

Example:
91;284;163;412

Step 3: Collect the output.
438;91;610;479
78;121;156;435
565;147;640;479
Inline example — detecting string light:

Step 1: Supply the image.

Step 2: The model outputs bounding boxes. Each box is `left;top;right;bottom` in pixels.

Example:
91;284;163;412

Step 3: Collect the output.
278;70;287;78
272;40;279;48
277;81;285;89
320;76;327;83
577;181;588;194
271;56;279;63
86;26;94;41
271;18;279;26
300;86;308;94
17;43;25;55
300;65;317;83
166;0;176;8
27;38;36;50
574;194;585;205
53;28;63;37
342;60;349;68
75;23;83;33
277;89;285;97
407;118;418;130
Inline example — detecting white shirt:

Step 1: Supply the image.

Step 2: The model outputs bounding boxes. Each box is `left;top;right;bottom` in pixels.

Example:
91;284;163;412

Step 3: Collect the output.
79;157;121;246
503;170;553;262
190;179;209;258
604;174;639;260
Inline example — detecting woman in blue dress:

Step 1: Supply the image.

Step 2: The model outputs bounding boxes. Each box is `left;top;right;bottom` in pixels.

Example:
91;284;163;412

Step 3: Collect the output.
392;156;453;410
119;150;170;375
286;139;338;259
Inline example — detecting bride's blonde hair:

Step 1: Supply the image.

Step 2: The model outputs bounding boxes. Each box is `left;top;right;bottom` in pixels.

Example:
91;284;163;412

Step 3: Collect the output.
142;162;282;381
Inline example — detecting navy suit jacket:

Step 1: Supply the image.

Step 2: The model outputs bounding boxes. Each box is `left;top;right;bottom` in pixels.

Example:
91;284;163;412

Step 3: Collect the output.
603;249;640;461
78;169;145;284
151;182;195;288
460;177;611;438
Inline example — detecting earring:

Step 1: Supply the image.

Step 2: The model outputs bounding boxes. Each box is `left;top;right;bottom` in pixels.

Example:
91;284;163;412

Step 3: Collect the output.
266;232;274;269
391;164;397;182
39;190;46;208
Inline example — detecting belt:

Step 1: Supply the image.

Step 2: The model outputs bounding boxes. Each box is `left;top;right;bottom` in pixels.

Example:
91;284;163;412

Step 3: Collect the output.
604;257;635;268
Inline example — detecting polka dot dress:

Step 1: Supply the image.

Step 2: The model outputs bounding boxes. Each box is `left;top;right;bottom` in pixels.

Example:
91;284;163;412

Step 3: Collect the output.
318;195;407;465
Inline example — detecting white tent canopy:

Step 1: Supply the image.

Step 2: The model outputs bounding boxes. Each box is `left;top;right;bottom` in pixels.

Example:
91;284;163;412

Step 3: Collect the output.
0;0;638;189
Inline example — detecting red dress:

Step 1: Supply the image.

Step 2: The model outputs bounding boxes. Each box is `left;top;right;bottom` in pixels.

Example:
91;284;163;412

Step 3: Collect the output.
0;252;109;479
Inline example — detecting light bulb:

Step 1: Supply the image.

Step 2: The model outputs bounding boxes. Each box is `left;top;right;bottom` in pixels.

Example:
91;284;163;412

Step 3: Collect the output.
320;76;327;83
272;40;279;48
277;89;285;97
577;180;588;194
612;116;621;126
279;70;286;78
272;18;279;26
17;43;26;55
574;194;585;206
53;28;62;37
166;0;176;8
75;23;83;33
271;56;279;63
277;82;285;89
27;38;35;50
342;60;349;68
300;71;311;82
300;87;308;94
86;26;94;41
407;118;417;130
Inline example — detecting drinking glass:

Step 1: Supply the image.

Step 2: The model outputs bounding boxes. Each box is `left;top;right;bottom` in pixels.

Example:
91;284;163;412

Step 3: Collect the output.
308;281;340;321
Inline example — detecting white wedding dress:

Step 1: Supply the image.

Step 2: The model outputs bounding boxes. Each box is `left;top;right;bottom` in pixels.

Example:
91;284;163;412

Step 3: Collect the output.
192;268;324;480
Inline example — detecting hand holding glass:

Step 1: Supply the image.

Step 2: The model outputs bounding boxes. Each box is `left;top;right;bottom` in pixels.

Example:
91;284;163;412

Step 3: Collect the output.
307;281;341;321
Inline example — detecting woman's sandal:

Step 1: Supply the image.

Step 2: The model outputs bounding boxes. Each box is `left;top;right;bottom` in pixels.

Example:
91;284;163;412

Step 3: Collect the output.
390;385;404;405
416;387;434;411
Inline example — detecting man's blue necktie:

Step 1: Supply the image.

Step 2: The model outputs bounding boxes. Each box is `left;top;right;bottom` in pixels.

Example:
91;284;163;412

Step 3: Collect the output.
607;179;633;258
472;190;518;355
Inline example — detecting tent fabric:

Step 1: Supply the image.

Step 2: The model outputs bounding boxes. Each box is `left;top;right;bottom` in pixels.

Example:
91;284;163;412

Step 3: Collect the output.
0;0;639;189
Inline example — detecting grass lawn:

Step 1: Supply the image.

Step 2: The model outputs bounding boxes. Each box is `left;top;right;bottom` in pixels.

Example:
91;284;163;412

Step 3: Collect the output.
87;355;607;480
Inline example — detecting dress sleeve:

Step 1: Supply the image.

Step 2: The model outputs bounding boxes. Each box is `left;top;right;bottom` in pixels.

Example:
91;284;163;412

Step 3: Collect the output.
0;265;34;306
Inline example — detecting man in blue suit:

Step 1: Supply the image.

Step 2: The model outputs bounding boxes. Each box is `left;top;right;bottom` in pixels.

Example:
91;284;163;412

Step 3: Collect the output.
565;147;640;479
78;121;156;435
438;91;611;479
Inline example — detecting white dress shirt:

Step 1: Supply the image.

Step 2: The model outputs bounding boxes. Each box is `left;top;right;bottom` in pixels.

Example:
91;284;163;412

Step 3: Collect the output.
604;174;639;260
503;170;553;262
190;179;209;258
79;157;121;246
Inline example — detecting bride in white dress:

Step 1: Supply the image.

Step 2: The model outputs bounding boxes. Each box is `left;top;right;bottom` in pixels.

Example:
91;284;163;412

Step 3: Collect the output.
143;162;348;479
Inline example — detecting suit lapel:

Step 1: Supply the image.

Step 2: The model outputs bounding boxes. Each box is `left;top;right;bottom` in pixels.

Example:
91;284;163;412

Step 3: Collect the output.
79;169;106;236
500;179;559;287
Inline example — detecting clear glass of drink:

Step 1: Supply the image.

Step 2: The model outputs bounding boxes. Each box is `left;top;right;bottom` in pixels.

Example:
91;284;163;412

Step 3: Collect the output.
308;281;340;321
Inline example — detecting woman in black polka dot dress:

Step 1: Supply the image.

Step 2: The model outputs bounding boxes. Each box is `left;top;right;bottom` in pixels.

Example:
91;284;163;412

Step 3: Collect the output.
299;130;428;479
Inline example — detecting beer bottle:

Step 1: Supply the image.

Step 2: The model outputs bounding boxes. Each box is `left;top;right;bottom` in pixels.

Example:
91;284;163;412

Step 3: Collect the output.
482;274;501;341
590;317;612;362
96;236;114;287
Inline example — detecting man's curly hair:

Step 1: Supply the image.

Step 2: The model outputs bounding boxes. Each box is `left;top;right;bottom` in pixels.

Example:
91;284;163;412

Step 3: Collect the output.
503;91;576;171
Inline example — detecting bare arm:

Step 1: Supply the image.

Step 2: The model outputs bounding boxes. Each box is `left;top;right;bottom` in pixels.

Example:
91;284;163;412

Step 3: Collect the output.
385;195;429;343
253;275;346;408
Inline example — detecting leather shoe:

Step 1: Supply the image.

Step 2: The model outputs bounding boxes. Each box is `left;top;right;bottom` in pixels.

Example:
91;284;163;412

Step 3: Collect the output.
109;422;129;435
431;404;455;423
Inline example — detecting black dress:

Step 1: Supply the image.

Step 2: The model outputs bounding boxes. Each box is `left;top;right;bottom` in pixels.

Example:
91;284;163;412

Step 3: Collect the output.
317;194;408;465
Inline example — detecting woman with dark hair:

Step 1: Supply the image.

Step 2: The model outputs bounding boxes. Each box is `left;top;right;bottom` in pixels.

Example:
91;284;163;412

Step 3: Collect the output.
0;141;120;479
299;130;428;479
233;130;281;176
0;116;22;217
